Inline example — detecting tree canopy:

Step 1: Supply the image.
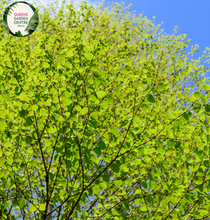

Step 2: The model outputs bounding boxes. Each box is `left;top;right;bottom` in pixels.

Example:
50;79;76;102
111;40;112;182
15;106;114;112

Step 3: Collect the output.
0;0;210;219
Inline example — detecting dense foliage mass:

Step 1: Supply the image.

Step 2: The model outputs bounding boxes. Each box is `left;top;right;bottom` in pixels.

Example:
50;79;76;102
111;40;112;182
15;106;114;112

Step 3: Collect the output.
0;0;210;219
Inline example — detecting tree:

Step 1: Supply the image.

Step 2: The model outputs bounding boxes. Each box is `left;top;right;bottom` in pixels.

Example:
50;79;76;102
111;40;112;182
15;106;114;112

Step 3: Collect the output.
0;0;210;219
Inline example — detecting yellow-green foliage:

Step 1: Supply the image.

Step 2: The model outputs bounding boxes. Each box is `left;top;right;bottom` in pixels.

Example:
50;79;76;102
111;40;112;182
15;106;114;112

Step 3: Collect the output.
0;0;210;219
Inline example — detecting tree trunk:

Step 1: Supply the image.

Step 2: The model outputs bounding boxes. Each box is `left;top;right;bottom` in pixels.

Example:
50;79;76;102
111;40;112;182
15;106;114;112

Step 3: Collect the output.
36;204;54;220
46;204;54;220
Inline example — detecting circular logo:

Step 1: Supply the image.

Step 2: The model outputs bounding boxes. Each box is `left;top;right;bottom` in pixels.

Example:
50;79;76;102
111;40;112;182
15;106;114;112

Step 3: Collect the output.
3;1;39;37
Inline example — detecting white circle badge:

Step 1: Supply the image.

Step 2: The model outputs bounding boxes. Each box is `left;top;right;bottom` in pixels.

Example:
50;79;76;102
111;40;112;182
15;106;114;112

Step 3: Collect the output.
3;1;39;37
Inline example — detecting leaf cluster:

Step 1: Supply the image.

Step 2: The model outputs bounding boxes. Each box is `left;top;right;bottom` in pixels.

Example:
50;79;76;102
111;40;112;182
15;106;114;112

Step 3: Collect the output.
0;0;210;219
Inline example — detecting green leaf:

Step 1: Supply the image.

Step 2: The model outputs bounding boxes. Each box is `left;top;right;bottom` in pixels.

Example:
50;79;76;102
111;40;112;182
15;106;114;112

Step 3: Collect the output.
167;140;175;147
193;103;201;113
20;161;25;168
91;65;98;72
182;112;189;121
110;163;119;173
84;131;92;137
149;181;157;189
169;67;174;72
100;181;107;189
182;67;192;77
125;179;132;186
120;164;128;172
0;159;5;167
148;172;154;181
75;105;81;111
80;107;88;115
89;119;98;129
96;91;106;99
106;95;114;104
92;40;99;45
7;157;13;165
42;62;50;69
26;117;33;126
135;198;142;205
39;204;46;211
94;79;101;87
18;198;26;209
85;53;93;60
142;182;147;188
98;141;106;150
20;109;26;117
88;188;93;196
0;121;6;130
134;159;141;165
140;204;147;211
66;160;71;168
135;189;141;194
199;209;209;215
157;83;164;91
122;201;129;210
89;95;97;101
121;67;128;74
204;160;210;168
2;93;10;101
188;94;196;102
77;80;83;85
98;49;106;56
26;136;32;144
147;94;155;103
100;100;108;109
201;96;209;104
66;51;74;57
29;11;39;24
175;141;181;149
102;174;109;182
173;120;180;129
204;84;210;90
193;92;201;99
94;147;101;156
198;185;203;192
0;66;3;75
142;104;150;112
205;105;210;112
30;204;38;212
162;162;169;170
110;127;118;136
49;37;56;42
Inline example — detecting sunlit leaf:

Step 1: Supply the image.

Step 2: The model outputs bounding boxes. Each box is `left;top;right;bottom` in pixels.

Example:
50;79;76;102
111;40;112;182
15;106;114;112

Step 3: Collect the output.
42;62;50;69
0;121;6;130
30;204;38;212
85;53;93;60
